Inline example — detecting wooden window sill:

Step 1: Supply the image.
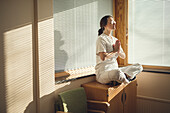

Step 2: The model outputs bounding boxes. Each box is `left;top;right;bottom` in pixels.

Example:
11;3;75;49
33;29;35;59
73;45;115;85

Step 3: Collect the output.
127;64;170;74
55;66;95;84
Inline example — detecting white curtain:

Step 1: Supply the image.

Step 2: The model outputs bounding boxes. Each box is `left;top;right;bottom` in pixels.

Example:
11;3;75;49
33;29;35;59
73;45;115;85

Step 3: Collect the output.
128;0;170;67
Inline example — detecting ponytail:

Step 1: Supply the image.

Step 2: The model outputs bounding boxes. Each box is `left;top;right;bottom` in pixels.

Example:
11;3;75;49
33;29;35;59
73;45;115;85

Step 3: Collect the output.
98;27;104;36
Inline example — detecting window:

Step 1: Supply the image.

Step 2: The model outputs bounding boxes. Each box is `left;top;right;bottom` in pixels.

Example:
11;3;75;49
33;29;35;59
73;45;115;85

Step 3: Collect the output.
53;0;113;79
128;0;170;67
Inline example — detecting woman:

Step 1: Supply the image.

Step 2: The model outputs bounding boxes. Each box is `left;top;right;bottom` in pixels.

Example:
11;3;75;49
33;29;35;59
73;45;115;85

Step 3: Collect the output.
95;15;143;84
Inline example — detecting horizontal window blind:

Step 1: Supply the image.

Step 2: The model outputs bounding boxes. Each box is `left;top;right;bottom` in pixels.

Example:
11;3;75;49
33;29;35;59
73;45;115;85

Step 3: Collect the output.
54;0;113;78
128;0;170;67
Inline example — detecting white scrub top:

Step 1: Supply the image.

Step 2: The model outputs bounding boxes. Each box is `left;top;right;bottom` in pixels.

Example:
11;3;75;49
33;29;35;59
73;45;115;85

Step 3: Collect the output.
95;33;125;76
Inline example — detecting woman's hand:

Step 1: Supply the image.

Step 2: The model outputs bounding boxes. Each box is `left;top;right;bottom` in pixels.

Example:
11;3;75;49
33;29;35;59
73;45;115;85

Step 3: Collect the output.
113;40;120;53
99;40;121;61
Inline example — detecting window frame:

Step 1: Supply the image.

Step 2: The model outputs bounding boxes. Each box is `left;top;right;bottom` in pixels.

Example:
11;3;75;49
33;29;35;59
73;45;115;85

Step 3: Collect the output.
116;0;170;71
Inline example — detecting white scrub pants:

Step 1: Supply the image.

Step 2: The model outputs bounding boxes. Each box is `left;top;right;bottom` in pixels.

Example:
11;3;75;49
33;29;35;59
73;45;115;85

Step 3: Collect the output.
96;63;143;84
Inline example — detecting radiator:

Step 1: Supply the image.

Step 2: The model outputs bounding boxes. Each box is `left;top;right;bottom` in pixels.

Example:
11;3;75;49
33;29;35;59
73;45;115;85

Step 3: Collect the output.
137;95;170;113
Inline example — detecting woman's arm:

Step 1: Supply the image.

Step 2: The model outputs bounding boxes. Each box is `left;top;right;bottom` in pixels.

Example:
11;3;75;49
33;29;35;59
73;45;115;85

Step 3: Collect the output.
115;40;126;59
118;52;126;59
99;51;117;61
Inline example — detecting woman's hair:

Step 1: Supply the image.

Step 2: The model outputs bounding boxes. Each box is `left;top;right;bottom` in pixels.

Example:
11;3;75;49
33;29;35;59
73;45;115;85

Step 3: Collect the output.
98;15;113;36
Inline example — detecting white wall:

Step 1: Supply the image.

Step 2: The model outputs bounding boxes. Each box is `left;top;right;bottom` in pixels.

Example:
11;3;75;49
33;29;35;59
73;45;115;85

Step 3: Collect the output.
55;76;95;97
0;0;35;113
137;72;170;113
0;1;96;113
38;0;55;113
0;0;56;113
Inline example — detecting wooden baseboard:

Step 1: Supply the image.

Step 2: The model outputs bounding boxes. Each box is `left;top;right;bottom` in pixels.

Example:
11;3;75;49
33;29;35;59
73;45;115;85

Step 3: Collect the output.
137;95;170;104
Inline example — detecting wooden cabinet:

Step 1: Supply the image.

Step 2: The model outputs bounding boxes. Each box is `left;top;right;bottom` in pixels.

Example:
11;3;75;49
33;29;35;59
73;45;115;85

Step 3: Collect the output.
123;80;137;113
107;89;124;113
82;79;137;113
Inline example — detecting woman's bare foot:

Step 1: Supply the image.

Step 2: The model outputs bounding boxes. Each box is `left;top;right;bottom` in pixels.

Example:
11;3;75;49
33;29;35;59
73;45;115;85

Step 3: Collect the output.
124;73;136;81
124;73;130;79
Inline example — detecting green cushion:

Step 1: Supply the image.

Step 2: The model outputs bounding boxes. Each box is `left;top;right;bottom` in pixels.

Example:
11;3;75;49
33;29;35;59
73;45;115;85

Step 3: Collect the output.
58;87;87;113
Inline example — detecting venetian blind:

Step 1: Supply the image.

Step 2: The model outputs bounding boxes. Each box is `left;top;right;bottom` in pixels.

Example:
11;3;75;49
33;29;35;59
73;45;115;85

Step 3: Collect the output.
54;0;113;77
128;0;170;67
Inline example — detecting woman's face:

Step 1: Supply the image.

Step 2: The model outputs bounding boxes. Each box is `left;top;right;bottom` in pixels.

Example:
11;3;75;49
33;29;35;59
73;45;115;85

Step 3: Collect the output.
105;17;116;31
